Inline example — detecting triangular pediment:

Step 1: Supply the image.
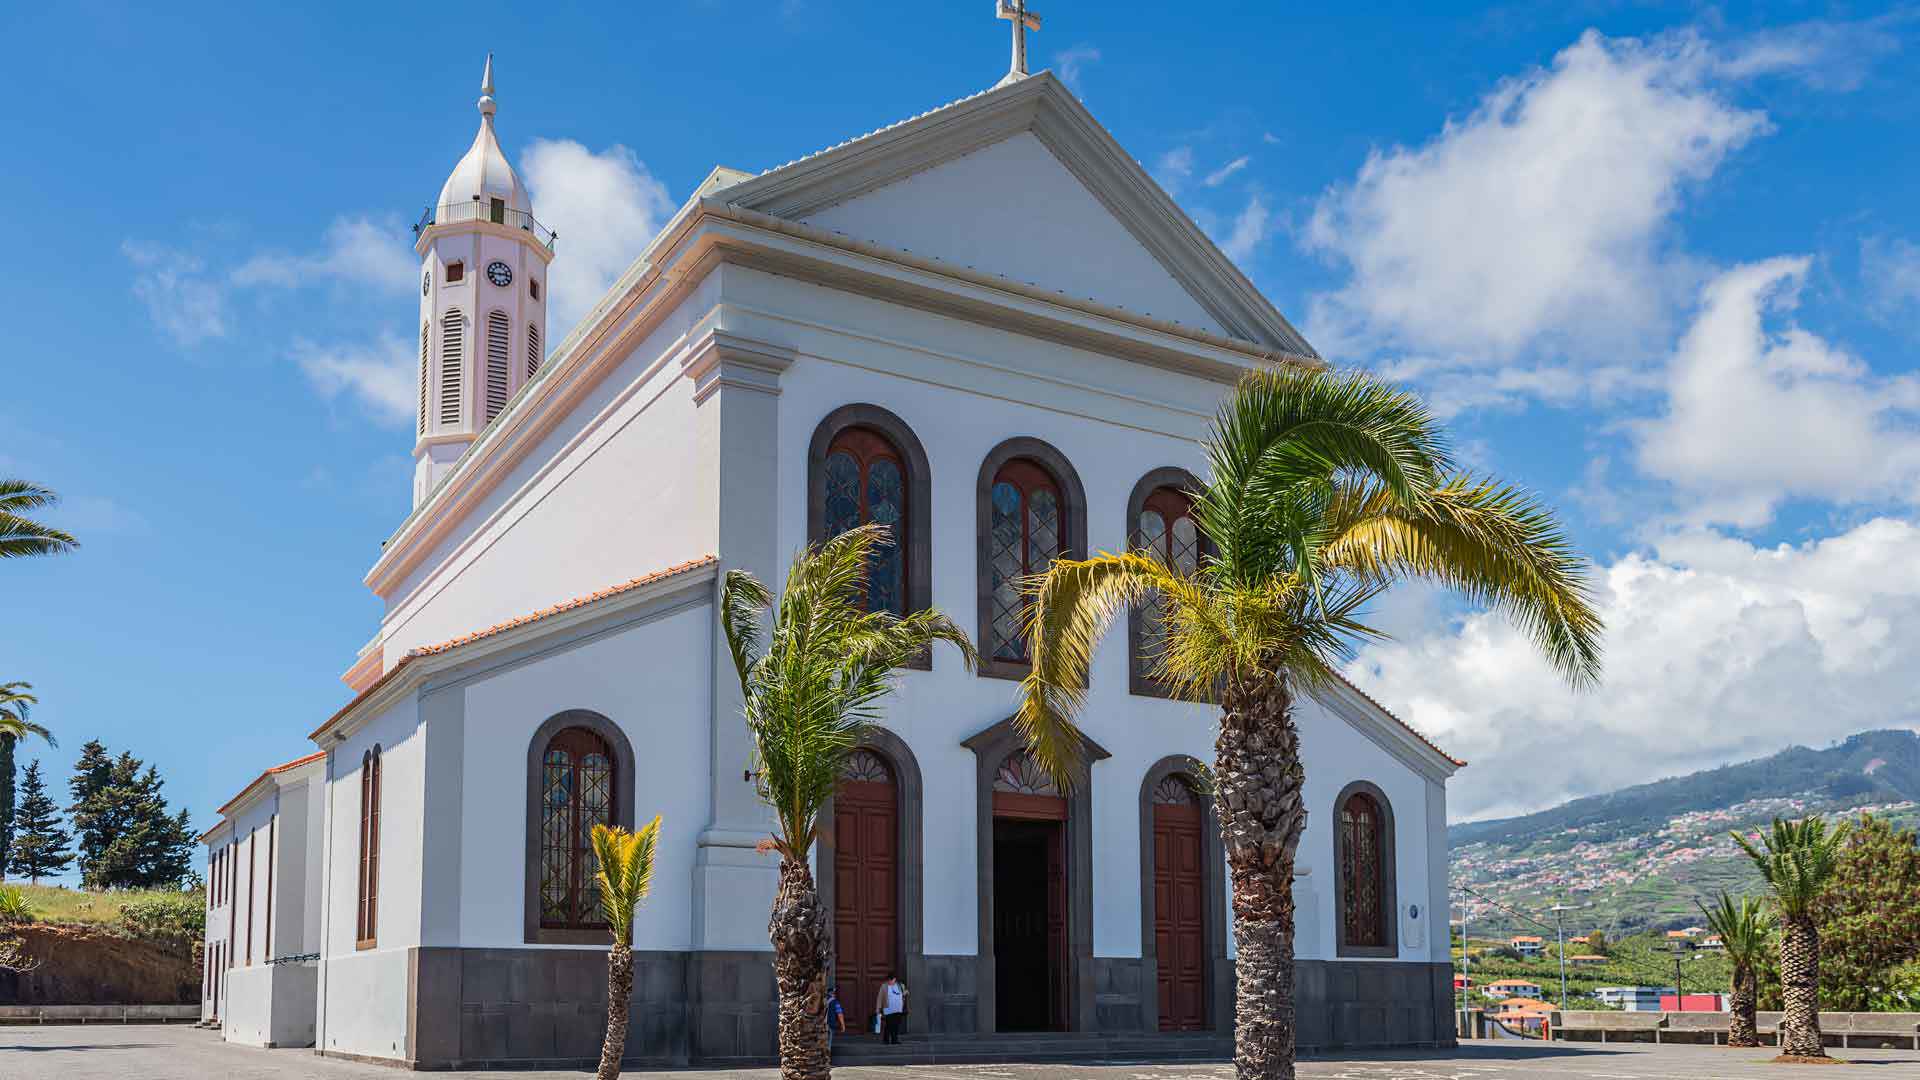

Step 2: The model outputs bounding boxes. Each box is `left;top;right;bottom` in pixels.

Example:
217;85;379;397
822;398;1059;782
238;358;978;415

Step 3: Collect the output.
715;74;1317;358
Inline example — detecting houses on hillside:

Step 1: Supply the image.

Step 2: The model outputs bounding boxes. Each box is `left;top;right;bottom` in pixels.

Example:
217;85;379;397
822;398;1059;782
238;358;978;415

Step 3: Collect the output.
1509;935;1544;957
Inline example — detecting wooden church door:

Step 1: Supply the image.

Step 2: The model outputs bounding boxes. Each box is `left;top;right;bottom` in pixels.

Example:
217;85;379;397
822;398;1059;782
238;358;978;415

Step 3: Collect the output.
1152;777;1207;1031
834;750;899;1028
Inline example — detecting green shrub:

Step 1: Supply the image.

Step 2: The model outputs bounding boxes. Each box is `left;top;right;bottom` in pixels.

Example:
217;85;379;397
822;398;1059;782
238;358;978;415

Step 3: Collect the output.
0;886;35;924
118;892;204;946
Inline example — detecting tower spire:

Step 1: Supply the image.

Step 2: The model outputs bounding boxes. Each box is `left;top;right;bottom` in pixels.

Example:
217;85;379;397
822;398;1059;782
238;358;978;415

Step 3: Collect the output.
478;52;496;120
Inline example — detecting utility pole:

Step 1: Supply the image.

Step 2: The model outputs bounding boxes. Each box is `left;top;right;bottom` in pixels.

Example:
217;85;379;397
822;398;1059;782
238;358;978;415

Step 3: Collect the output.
1549;903;1579;1009
1672;942;1686;1012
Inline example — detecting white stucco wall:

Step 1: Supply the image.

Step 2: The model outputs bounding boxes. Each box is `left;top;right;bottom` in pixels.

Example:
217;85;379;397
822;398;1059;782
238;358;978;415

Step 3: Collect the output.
379;272;724;662
800;132;1224;337
451;600;715;950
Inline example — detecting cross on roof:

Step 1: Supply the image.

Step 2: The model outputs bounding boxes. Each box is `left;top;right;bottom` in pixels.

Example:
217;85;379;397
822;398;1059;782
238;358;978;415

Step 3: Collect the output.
995;0;1042;87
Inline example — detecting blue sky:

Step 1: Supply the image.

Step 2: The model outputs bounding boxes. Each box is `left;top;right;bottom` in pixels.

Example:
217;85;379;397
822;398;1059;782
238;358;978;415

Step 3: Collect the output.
7;2;1920;854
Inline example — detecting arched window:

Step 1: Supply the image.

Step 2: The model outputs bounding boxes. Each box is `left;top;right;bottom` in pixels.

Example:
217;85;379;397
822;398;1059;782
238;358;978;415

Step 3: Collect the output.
1126;469;1207;697
976;439;1087;680
355;745;381;949
987;461;1062;663
807;406;932;634
1334;782;1397;956
822;427;908;616
439;312;465;426
538;727;615;930
484;310;511;421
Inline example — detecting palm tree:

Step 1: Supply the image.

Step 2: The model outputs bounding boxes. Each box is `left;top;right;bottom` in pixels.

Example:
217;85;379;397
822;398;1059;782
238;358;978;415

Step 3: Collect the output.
1697;891;1773;1048
1734;817;1848;1059
589;817;662;1080
721;523;976;1080
0;480;78;559
1015;367;1602;1080
0;682;54;884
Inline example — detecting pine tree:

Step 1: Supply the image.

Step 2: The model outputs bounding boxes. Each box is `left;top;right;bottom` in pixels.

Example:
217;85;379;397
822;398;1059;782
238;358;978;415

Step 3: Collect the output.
68;743;194;890
8;760;71;884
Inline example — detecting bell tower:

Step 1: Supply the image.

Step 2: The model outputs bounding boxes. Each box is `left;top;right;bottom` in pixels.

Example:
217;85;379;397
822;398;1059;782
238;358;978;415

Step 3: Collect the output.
411;54;555;507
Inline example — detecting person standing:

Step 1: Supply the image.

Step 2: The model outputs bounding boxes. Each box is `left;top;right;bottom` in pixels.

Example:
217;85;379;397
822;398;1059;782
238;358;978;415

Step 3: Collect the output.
825;986;847;1043
875;973;908;1045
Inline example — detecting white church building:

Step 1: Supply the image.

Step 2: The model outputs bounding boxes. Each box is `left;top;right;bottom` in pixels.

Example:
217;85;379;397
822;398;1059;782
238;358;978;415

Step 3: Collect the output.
200;40;1461;1069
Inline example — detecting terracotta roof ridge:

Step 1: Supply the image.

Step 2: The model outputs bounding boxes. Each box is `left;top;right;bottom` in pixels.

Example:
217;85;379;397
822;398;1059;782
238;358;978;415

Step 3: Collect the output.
307;555;717;743
1329;668;1466;768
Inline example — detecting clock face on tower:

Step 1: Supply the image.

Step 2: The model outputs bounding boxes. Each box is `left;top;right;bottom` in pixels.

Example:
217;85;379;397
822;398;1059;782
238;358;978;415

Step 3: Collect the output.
486;261;514;287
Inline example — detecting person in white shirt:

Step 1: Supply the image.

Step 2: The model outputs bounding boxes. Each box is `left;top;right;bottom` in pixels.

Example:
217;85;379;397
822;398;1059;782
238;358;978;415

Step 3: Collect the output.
874;973;908;1044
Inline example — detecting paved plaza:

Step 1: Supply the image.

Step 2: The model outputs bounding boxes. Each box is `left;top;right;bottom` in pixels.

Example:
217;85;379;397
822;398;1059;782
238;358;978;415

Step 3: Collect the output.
7;1027;1920;1080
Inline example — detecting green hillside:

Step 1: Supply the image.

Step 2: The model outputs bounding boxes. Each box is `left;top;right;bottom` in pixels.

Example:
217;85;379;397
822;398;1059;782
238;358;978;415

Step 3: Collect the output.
1450;729;1920;937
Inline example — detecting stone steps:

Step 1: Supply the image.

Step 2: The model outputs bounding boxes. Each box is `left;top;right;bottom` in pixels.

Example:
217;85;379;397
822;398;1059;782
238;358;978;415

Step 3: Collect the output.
833;1031;1232;1066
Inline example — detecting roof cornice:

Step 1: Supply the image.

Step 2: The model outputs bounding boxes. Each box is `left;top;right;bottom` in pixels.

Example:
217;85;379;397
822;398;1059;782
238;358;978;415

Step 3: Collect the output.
717;72;1318;357
365;201;1307;599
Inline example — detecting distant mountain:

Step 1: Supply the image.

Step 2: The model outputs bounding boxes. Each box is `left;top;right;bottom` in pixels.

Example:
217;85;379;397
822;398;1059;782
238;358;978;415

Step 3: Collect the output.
1452;729;1920;849
1449;730;1920;936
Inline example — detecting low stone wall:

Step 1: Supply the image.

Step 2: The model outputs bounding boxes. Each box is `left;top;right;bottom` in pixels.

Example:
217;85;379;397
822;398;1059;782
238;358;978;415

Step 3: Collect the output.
1552;1010;1920;1050
0;1004;199;1024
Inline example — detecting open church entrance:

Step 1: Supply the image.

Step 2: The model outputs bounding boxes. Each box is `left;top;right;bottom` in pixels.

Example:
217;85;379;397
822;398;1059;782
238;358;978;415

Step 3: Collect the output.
991;752;1068;1033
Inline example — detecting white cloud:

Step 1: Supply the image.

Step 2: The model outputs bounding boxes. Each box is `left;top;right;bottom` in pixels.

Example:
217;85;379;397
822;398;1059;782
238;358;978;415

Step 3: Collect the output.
1349;517;1920;821
1218;195;1271;264
1716;16;1904;91
521;139;677;335
1052;45;1102;95
1154;146;1195;196
1863;236;1920;320
121;242;230;346
1632;258;1920;527
231;216;416;294
1203;155;1250;188
1305;30;1769;366
293;333;417;427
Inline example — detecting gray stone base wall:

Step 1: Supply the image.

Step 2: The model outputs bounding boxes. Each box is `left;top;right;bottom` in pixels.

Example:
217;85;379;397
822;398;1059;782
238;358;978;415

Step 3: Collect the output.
1292;959;1454;1052
402;947;774;1070
363;948;1448;1067
916;955;979;1035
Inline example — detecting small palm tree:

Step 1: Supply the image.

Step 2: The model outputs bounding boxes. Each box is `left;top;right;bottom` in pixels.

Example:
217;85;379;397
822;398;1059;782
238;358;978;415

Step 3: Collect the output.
1016;367;1601;1080
589;817;662;1080
0;681;54;884
1734;817;1848;1059
722;523;976;1080
0;480;78;559
1698;891;1773;1047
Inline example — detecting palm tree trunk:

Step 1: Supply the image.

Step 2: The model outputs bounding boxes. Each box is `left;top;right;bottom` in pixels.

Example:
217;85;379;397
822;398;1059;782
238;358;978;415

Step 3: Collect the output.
770;855;832;1080
1214;668;1308;1080
1779;914;1824;1057
597;941;633;1079
1727;965;1757;1048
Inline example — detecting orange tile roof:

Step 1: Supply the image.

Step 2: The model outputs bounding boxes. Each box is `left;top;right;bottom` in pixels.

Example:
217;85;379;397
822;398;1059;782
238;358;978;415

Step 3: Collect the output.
307;555;718;742
1510;935;1543;943
1330;670;1466;767
201;751;328;840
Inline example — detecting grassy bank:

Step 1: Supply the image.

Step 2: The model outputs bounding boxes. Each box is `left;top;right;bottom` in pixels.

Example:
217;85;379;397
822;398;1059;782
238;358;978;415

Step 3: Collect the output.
5;883;200;927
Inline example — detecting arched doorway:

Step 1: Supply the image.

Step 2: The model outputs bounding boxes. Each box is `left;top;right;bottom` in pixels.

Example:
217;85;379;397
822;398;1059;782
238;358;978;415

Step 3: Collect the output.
1150;775;1206;1030
834;749;899;1029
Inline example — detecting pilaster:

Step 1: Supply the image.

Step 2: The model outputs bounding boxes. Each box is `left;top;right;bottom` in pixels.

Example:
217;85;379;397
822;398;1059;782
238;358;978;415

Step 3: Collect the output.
679;324;795;950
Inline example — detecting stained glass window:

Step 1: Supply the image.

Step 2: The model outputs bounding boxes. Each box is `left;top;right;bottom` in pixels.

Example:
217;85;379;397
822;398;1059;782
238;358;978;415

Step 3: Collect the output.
1339;792;1385;948
988;459;1064;662
540;728;615;929
819;428;908;616
356;746;381;946
1134;486;1203;675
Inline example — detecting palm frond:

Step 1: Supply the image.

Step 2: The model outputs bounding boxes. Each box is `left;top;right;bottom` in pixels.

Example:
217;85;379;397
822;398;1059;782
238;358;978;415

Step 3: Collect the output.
0;480;77;559
1732;816;1850;917
734;523;974;859
1017;552;1184;789
1695;890;1774;969
1320;474;1603;687
591;816;661;940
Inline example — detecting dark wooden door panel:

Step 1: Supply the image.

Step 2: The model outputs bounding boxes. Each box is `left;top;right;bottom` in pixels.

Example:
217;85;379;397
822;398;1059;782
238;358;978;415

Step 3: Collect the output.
1153;804;1207;1031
